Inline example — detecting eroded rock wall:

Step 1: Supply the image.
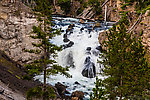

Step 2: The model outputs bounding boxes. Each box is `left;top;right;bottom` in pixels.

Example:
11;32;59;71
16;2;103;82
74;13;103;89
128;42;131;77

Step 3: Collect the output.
0;2;40;64
99;0;150;63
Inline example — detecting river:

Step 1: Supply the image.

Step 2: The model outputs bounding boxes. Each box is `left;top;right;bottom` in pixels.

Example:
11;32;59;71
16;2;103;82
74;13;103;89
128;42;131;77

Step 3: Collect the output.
35;16;113;99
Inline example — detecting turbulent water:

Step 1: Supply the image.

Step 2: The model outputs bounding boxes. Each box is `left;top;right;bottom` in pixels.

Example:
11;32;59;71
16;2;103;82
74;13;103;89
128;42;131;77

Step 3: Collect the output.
35;16;113;99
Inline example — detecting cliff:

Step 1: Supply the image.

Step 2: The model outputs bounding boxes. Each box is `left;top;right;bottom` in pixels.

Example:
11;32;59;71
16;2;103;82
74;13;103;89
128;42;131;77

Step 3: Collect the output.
0;1;40;64
98;0;150;64
0;50;41;100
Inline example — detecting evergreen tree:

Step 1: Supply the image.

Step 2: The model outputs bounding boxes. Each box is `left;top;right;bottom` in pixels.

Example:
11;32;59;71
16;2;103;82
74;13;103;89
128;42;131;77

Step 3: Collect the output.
97;12;150;99
90;77;106;100
57;0;71;14
25;0;71;99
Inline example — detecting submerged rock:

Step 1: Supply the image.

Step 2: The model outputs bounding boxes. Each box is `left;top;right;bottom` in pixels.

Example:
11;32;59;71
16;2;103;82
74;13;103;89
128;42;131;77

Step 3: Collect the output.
74;81;80;85
63;41;74;49
96;45;103;52
80;27;84;32
63;38;70;42
66;24;75;34
92;50;99;56
86;47;91;51
86;47;91;55
66;51;75;67
63;34;68;38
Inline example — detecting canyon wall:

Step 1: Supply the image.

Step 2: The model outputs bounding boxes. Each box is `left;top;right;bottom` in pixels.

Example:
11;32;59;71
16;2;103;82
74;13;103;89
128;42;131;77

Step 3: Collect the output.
0;1;40;64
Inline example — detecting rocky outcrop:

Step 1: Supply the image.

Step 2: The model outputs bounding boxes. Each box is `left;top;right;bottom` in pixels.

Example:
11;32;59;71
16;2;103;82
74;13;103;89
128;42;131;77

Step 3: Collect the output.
0;50;41;100
99;7;150;63
0;2;40;64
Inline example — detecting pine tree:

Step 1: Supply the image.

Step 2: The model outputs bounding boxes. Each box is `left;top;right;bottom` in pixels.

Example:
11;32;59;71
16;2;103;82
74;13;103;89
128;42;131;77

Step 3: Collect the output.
25;0;71;99
90;77;106;100
97;12;150;99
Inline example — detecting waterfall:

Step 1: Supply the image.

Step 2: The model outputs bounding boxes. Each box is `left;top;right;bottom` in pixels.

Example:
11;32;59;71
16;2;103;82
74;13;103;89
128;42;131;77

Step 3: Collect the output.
35;16;111;99
104;5;107;26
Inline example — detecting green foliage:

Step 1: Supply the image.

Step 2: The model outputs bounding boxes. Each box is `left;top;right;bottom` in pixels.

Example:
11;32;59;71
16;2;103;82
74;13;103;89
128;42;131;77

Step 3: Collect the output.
122;0;150;14
83;2;88;8
26;86;56;100
22;75;33;80
76;0;83;3
26;0;71;78
88;0;102;15
142;5;150;15
90;77;106;100
24;49;41;54
96;12;150;99
57;0;71;14
25;0;71;99
77;8;83;15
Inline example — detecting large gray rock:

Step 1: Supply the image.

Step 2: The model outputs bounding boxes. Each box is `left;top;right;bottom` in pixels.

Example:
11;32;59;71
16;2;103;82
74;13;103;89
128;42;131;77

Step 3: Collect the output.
82;56;96;78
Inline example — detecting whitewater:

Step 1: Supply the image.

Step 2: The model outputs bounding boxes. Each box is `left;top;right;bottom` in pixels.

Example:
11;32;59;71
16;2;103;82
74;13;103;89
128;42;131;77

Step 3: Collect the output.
35;16;112;99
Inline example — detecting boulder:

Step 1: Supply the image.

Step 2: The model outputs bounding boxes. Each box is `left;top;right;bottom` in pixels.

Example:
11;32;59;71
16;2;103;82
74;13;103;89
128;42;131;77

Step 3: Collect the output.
63;34;68;39
66;27;72;33
80;19;84;23
63;41;74;49
74;81;80;85
80;27;84;32
82;56;96;78
66;24;75;34
63;38;70;42
86;47;91;55
67;41;74;47
96;46;103;52
92;50;99;56
71;91;84;100
55;82;67;96
71;97;79;100
66;51;75;67
68;24;75;28
86;47;91;51
94;22;101;27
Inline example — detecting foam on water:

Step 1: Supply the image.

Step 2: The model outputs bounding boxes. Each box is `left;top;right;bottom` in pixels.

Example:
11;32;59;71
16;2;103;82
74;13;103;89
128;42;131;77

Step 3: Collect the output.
35;17;109;99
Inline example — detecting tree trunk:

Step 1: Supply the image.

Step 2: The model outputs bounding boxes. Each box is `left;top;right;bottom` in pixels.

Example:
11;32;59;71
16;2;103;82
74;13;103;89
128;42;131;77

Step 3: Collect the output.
43;46;47;100
43;63;46;100
120;75;122;100
43;17;47;100
53;0;56;9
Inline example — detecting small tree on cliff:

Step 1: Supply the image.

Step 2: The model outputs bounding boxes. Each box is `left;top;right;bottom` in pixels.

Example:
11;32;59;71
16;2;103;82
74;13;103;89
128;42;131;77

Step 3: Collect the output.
94;12;150;99
25;0;71;99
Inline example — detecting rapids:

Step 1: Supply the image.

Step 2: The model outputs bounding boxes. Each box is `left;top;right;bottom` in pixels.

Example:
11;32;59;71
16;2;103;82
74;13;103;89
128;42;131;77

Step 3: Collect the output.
35;16;113;99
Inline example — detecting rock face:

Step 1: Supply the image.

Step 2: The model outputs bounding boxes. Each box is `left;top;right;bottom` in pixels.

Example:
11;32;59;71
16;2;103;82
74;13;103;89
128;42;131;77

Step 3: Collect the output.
0;2;40;64
98;11;150;64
